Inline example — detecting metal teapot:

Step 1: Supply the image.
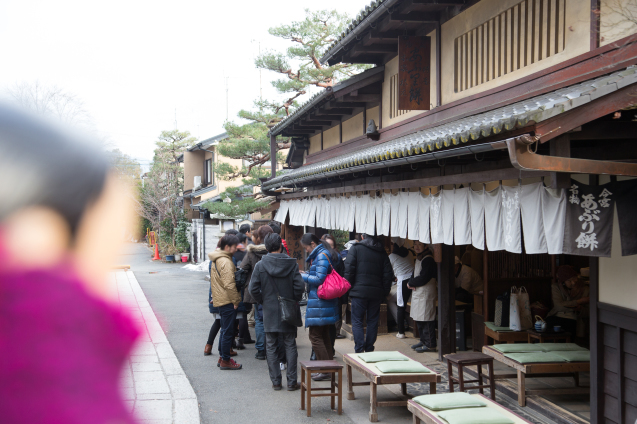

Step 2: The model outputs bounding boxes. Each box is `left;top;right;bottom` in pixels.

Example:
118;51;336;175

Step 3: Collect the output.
534;315;547;332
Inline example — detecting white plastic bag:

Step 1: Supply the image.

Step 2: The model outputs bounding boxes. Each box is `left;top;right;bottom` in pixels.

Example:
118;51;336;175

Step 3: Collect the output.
509;286;522;331
517;286;533;330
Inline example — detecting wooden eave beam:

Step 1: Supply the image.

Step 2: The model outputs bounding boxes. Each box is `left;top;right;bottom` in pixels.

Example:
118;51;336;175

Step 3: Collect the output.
350;44;397;56
293;124;324;130
299;119;333;126
410;0;465;5
309;113;342;120
316;108;355;115
388;12;439;23
325;101;365;109
338;94;381;103
362;30;414;46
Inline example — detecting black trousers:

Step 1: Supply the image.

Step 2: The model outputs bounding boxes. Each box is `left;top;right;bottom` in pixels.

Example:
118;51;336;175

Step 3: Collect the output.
416;320;437;348
396;279;413;334
207;319;220;345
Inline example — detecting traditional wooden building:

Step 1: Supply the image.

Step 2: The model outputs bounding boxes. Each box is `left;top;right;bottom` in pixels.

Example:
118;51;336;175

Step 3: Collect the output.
263;1;637;423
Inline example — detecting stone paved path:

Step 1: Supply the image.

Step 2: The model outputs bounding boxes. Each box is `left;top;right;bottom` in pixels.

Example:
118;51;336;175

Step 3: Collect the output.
111;270;200;424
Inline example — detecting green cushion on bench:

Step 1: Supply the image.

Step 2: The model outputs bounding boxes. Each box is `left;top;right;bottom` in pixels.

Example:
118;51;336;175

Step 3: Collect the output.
537;343;589;352
504;352;567;363
374;361;431;373
437;408;515;424
552;350;590;362
485;322;514;332
491;343;543;353
357;351;409;363
413;392;487;411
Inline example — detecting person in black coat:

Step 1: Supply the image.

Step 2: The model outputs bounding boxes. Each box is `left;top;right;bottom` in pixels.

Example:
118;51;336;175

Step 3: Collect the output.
344;234;394;353
249;233;305;391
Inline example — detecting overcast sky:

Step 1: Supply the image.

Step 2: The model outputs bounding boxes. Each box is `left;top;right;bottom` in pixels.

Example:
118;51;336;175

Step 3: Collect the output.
0;0;368;167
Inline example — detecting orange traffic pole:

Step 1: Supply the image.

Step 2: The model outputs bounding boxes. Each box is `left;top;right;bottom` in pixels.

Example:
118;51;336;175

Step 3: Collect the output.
152;242;160;261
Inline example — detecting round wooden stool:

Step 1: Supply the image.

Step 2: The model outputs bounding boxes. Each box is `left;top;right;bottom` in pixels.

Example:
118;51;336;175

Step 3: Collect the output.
444;352;496;400
300;360;343;417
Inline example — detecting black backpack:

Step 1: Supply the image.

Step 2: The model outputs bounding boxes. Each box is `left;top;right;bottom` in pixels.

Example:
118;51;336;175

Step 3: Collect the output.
212;260;248;293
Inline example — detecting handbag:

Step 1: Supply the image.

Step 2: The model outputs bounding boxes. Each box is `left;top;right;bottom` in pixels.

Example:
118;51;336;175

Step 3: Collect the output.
517;286;533;330
271;278;302;327
317;253;351;300
494;290;511;327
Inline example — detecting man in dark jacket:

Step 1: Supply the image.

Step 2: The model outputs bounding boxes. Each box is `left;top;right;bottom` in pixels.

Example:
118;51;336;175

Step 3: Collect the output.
249;233;305;391
344;234;394;353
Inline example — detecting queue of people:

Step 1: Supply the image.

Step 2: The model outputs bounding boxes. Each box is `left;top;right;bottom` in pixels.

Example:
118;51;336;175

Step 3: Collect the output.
206;227;492;389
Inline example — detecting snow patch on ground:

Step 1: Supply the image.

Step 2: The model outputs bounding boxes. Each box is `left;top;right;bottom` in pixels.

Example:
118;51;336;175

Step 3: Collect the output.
182;260;209;272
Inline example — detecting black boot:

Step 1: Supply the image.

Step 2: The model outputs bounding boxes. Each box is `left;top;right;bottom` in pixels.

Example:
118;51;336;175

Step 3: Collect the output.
255;350;266;360
235;338;245;350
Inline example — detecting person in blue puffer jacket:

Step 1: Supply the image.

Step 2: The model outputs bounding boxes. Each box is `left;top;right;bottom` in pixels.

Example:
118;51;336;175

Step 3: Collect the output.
301;233;340;380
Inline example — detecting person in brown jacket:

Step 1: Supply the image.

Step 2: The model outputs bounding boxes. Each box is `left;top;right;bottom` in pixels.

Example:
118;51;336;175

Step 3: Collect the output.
240;225;273;359
209;234;242;370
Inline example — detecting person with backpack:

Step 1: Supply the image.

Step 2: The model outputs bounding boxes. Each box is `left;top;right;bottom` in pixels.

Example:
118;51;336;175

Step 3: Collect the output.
344;233;394;353
249;233;305;391
240;225;273;360
407;241;438;353
209;234;242;370
301;233;340;381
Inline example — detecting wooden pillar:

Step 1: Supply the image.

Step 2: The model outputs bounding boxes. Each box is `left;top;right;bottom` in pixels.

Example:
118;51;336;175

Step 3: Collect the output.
270;134;277;180
482;246;489;320
590;0;601;51
589;174;603;424
550;134;571;189
438;243;456;361
436;21;442;107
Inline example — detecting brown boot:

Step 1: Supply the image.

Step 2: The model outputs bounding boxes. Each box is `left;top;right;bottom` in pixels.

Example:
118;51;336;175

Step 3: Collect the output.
204;344;213;356
229;349;237;357
219;358;242;370
217;357;222;367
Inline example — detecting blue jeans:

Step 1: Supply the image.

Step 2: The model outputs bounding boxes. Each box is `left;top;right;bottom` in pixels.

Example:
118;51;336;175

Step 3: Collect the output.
350;297;382;353
218;304;237;361
255;304;265;352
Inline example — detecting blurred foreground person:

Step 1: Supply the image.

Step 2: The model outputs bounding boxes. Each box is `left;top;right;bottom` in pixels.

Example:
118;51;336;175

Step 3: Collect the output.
0;105;139;423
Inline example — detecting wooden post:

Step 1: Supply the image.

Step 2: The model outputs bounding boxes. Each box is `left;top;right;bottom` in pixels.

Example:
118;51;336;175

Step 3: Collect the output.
550;134;571;189
436;21;442;107
438;243;456;361
270;134;277;180
589;174;603;424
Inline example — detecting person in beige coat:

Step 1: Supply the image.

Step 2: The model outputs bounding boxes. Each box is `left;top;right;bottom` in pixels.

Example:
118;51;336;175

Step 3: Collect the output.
209;234;242;370
407;242;438;353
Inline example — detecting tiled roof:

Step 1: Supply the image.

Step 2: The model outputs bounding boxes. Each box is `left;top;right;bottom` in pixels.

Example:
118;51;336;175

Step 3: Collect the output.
262;66;637;191
320;0;399;65
268;66;384;137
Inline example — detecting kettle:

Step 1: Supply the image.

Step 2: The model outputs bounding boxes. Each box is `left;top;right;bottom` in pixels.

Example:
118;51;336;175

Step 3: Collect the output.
534;316;547;332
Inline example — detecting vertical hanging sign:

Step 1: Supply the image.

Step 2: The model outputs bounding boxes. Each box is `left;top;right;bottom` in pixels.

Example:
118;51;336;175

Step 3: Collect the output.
398;36;431;111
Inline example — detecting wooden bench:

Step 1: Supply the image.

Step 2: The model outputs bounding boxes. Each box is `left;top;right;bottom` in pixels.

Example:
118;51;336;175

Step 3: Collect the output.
408;393;534;424
482;345;590;406
343;352;441;422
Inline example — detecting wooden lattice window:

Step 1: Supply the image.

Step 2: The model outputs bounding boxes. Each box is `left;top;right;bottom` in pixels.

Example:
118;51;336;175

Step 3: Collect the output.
389;73;410;119
454;0;566;92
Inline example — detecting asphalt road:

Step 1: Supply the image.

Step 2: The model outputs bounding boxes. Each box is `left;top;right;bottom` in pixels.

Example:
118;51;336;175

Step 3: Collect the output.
123;243;413;424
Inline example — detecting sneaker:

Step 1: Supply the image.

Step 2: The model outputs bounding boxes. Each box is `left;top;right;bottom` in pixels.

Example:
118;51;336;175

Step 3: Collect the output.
411;342;424;350
255;350;266;360
280;362;286;371
415;345;435;353
311;373;331;381
396;333;406;339
219;358;242;370
204;344;213;356
272;384;283;391
287;382;301;391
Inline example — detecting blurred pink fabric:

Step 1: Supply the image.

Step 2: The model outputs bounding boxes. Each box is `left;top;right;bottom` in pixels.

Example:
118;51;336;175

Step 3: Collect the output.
0;264;139;423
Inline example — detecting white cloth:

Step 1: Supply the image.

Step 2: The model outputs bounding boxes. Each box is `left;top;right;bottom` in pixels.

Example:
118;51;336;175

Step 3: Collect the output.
390;192;409;238
330;197;340;230
441;189;455;245
306;198;317;227
375;193;391;236
502;185;522;253
288;200;298;226
430;192;444;244
469;187;485;250
315;198;324;228
542;186;567;254
453;187;471;245
345;196;356;231
484;186;504;251
355;195;366;233
410;255;437;322
419;192;431;244
364;195;376;235
407;191;420;241
520;182;547;254
274;200;289;224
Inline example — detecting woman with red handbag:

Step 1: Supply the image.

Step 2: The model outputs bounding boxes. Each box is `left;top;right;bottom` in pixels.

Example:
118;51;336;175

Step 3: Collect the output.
301;233;341;381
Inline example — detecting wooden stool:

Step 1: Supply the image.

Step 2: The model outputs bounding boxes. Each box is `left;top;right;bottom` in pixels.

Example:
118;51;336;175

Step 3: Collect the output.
444;352;496;400
300;360;343;417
